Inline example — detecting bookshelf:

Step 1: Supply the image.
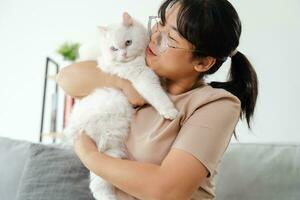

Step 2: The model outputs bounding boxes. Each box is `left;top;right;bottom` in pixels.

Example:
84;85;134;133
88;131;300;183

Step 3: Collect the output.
39;57;75;144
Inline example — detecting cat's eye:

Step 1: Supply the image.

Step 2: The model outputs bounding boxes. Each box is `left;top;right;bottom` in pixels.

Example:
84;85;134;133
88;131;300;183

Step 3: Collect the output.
110;46;118;51
125;40;132;47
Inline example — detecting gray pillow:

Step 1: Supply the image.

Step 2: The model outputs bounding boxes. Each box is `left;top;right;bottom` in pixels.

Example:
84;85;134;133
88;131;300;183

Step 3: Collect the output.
0;137;31;200
15;143;94;200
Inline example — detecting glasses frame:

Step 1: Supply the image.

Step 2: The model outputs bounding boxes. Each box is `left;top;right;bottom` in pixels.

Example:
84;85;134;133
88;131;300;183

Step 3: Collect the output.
147;16;202;53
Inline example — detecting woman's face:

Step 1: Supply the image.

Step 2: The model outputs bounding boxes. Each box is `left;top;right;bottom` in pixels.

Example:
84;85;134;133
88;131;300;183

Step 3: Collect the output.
145;3;199;81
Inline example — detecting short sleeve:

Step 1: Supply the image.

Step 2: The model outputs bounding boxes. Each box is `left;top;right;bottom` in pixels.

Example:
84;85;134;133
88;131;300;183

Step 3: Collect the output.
171;96;241;178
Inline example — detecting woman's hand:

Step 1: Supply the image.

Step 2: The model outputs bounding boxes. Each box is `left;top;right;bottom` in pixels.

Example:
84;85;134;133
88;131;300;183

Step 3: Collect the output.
73;131;99;165
116;78;146;107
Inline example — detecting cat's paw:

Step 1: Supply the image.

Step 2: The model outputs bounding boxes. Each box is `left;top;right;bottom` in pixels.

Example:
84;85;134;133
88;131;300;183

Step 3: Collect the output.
160;108;179;120
105;148;128;159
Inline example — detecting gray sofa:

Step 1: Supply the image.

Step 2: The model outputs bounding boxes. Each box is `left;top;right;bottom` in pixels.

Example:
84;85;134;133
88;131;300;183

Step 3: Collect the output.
0;136;299;200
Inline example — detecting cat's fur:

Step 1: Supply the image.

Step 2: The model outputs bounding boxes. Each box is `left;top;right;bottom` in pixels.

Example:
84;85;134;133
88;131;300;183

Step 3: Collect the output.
63;12;178;200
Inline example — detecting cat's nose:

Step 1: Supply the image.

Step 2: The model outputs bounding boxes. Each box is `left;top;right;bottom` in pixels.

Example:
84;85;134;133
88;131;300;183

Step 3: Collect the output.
122;52;127;57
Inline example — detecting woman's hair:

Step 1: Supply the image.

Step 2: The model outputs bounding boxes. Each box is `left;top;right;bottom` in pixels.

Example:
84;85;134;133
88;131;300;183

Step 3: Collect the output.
159;0;258;137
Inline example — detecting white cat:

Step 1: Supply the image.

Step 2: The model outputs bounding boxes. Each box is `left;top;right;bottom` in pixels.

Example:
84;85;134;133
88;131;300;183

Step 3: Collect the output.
63;12;178;200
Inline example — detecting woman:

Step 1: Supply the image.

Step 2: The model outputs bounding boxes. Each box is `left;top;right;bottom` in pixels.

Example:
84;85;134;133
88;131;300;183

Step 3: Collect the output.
56;0;258;199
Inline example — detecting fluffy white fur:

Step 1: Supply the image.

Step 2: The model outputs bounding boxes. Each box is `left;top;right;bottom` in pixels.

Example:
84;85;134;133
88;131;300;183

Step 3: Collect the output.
63;12;178;200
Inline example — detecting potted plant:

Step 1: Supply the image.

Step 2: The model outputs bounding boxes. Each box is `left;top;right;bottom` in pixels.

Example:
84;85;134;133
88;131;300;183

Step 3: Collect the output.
56;42;80;63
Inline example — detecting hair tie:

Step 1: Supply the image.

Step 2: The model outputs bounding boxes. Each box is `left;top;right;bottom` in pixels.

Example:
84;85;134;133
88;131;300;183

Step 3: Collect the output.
229;49;238;57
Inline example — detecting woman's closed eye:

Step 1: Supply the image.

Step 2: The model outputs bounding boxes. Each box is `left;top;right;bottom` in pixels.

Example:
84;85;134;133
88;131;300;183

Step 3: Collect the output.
168;33;179;46
168;34;177;43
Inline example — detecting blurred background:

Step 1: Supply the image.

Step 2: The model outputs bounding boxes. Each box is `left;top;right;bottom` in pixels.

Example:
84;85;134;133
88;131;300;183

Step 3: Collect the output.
0;0;299;143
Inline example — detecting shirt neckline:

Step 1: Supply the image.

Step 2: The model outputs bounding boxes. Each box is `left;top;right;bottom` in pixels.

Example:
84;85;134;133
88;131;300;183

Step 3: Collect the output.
168;83;209;97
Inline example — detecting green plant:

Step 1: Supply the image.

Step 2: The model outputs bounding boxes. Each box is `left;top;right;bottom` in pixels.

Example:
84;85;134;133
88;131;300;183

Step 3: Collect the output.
57;42;80;62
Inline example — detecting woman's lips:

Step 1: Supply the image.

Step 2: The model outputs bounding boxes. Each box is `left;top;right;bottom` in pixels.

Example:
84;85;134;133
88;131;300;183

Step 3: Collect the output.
146;46;157;56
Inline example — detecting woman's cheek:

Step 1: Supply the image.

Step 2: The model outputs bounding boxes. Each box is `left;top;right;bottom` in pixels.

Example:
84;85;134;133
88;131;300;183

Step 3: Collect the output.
146;56;160;71
146;53;178;77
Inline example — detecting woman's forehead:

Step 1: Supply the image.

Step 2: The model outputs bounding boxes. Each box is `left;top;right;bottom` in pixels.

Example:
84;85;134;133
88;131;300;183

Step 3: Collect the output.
165;2;181;26
167;3;195;49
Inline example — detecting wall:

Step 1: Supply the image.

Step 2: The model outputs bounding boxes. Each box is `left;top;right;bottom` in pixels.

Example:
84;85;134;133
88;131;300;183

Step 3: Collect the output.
0;0;299;143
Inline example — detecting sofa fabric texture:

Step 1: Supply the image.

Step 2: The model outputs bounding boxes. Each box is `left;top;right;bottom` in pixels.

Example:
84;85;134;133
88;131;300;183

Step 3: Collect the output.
1;136;300;200
215;143;300;200
0;137;93;200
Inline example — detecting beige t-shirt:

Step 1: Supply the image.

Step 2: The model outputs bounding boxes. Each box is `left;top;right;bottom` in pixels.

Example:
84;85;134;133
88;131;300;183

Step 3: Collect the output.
116;84;241;200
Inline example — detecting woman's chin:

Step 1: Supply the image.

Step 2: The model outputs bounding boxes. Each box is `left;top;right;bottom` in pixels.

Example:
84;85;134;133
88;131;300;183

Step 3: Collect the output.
146;61;156;71
145;56;163;75
145;56;152;68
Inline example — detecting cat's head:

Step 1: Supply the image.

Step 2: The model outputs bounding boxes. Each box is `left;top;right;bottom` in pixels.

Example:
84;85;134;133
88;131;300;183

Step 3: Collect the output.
98;12;149;63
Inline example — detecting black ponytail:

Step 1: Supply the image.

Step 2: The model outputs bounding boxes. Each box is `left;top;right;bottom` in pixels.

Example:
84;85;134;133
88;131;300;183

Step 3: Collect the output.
159;0;259;135
210;52;258;129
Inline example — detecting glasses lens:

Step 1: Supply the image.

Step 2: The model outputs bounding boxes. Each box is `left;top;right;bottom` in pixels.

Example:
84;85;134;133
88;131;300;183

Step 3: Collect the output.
148;17;160;36
157;32;169;53
148;17;170;54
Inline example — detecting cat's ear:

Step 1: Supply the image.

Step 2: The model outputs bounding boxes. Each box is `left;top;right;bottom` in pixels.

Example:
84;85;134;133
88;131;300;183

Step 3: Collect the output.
98;26;108;36
123;12;133;27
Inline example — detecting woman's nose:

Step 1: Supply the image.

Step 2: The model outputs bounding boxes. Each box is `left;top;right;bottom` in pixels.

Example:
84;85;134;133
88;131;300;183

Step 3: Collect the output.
150;30;160;46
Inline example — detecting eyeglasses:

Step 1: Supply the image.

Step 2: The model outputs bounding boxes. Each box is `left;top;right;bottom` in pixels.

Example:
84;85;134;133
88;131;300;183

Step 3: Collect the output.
148;16;200;54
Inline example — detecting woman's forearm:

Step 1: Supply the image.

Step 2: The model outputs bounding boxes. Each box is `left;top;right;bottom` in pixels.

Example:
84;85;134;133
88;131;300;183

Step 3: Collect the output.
56;61;121;98
56;60;146;106
83;152;165;200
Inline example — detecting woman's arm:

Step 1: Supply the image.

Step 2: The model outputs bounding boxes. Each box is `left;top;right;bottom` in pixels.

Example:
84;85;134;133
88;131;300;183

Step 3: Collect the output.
75;132;208;200
56;61;117;98
56;60;145;105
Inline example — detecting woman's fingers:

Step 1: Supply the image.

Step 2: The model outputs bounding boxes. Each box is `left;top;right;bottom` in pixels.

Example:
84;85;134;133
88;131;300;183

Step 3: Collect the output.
119;79;146;107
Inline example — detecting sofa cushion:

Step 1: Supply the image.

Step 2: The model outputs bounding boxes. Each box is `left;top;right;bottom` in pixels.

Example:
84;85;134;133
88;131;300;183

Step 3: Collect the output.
216;143;300;200
15;142;94;200
0;137;31;200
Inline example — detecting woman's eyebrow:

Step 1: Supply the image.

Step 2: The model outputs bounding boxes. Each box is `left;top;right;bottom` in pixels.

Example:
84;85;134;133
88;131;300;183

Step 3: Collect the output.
170;25;181;39
165;19;180;36
164;16;178;32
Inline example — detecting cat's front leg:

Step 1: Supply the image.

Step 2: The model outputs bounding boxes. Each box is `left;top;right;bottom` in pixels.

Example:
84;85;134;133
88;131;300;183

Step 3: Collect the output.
105;147;128;159
132;69;179;120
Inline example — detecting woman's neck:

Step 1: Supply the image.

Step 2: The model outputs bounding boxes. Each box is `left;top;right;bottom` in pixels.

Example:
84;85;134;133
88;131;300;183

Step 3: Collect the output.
165;78;204;95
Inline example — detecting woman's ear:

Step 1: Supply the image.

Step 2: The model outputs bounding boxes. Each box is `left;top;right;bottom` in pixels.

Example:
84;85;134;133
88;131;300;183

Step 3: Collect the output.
193;56;216;73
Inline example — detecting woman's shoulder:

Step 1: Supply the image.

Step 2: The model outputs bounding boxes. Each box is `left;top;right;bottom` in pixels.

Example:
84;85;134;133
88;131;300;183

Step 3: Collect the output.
171;84;241;124
194;84;241;118
197;84;241;106
171;84;240;106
